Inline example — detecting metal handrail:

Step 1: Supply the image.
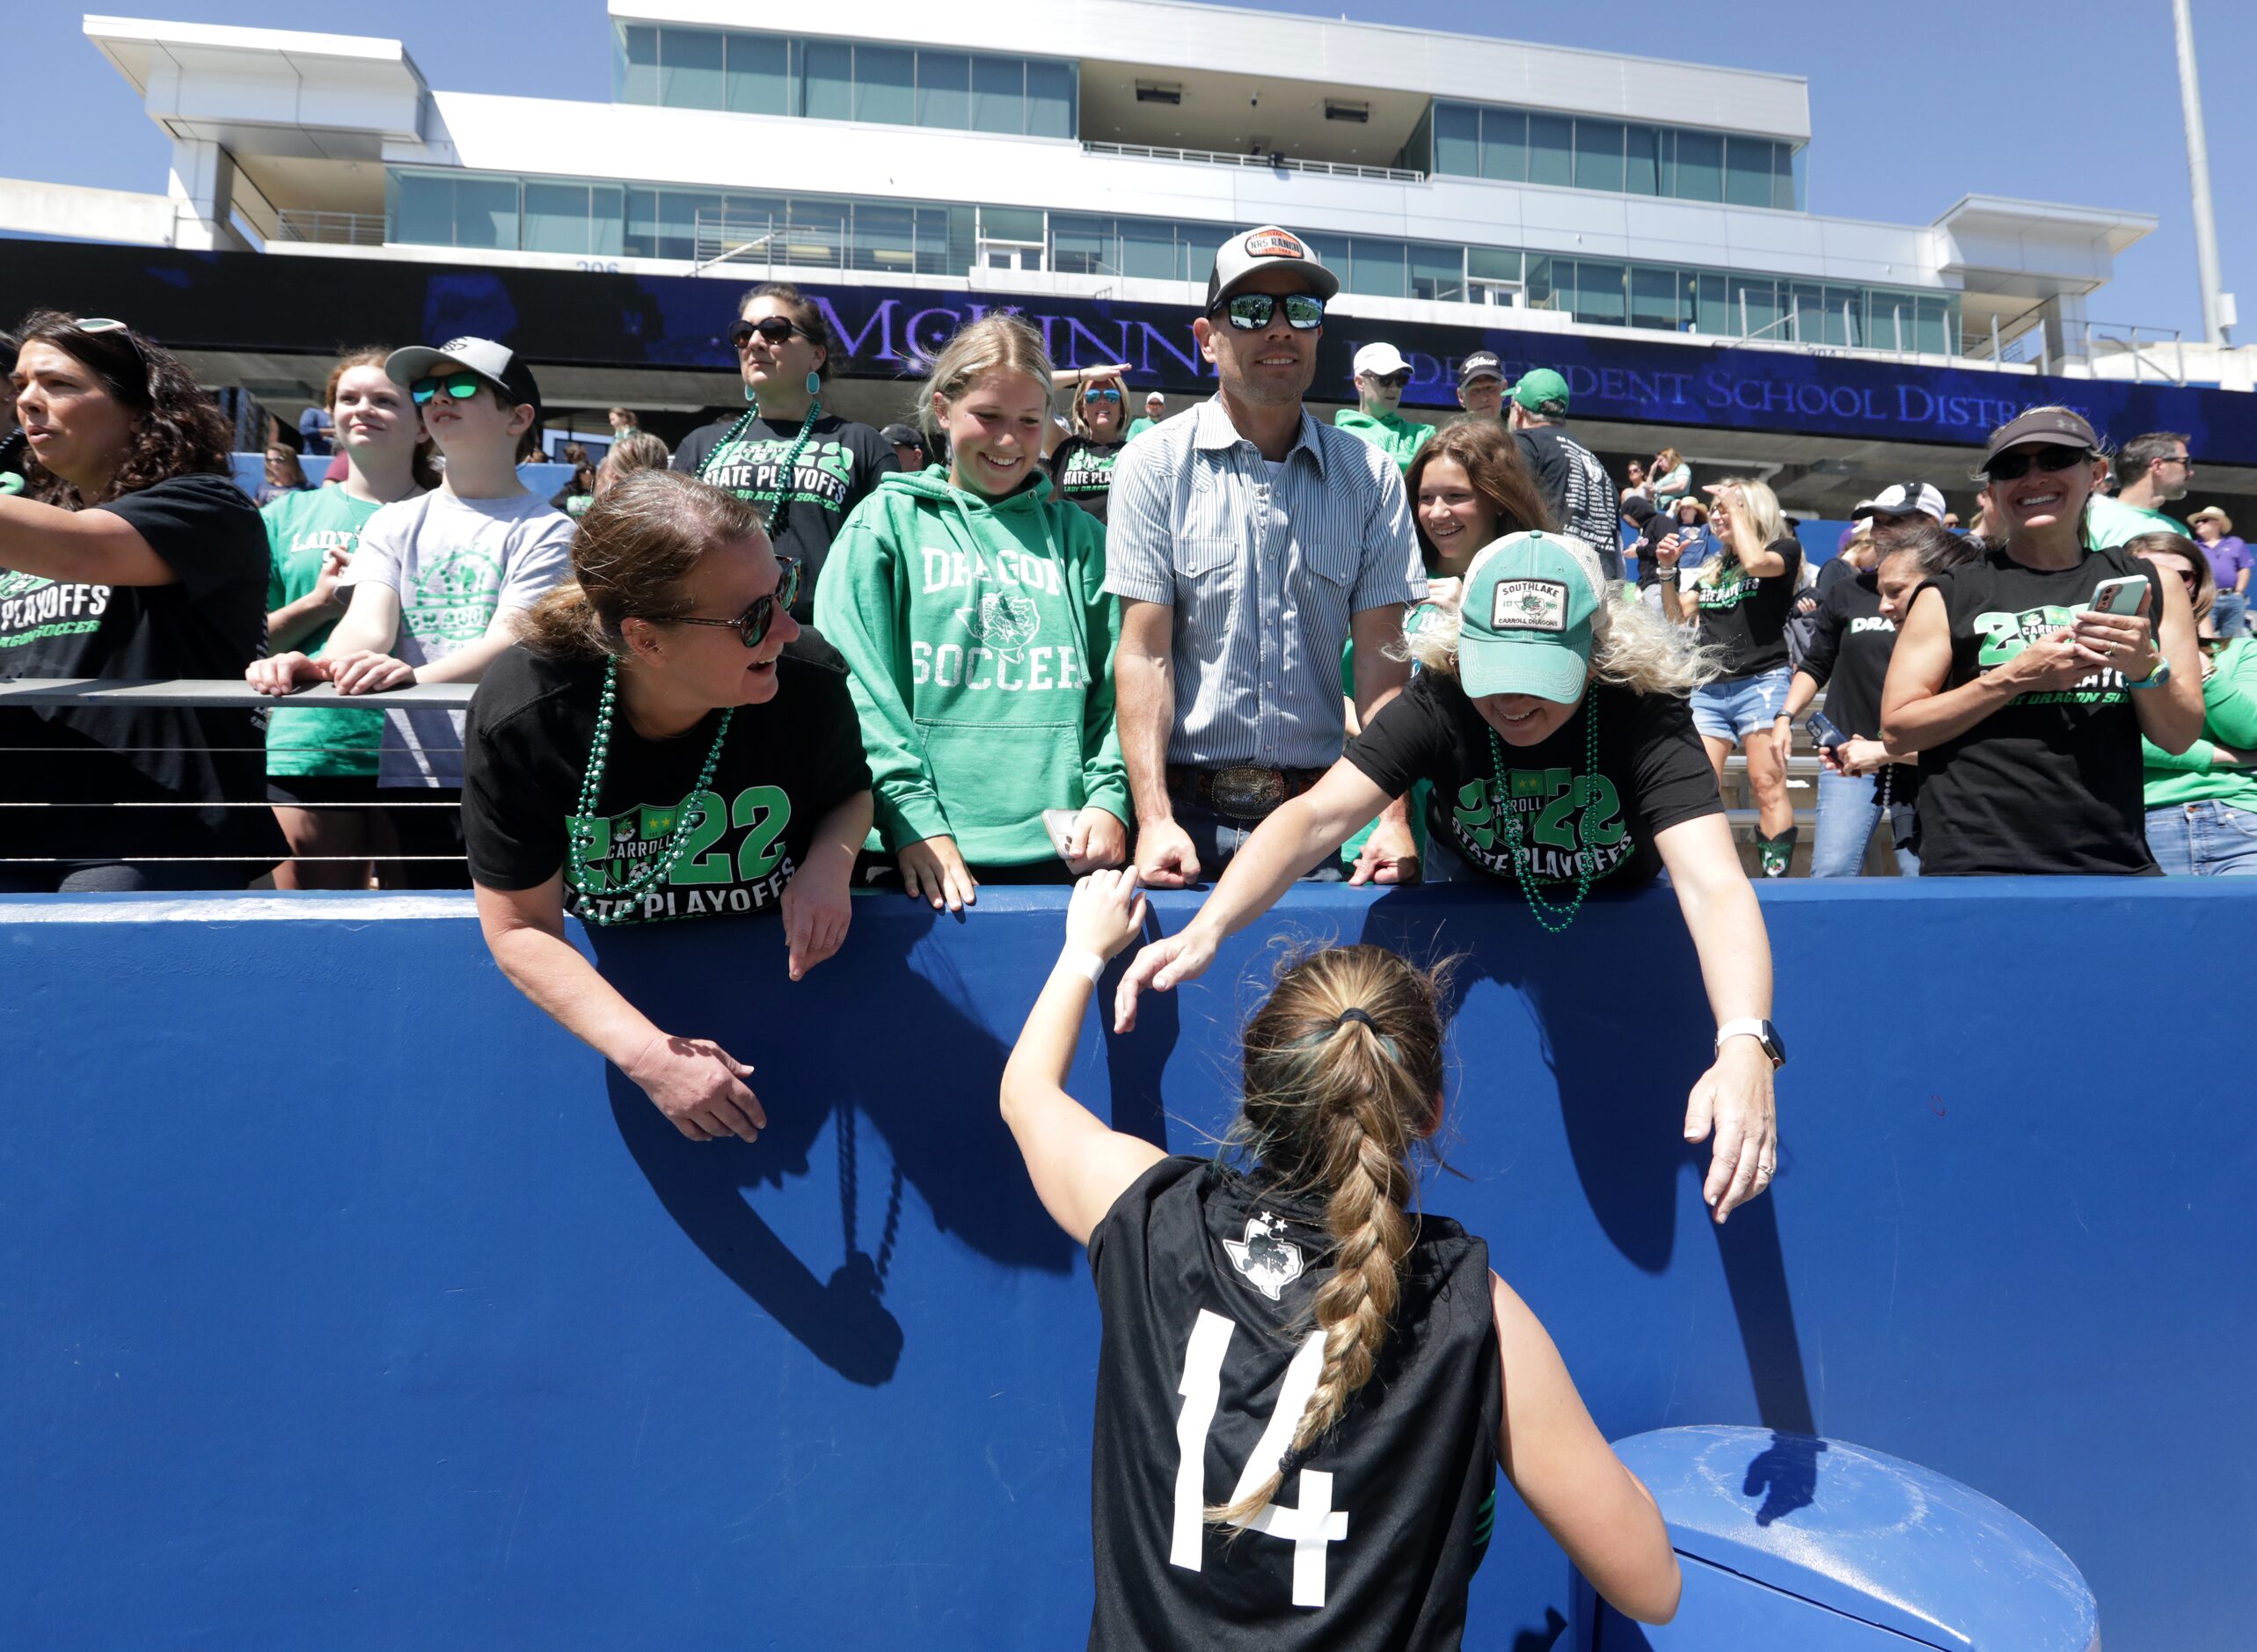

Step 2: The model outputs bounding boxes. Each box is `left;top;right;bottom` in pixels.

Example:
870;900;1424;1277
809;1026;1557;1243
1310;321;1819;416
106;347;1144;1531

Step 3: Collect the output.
0;679;476;711
273;210;386;247
1082;139;1424;184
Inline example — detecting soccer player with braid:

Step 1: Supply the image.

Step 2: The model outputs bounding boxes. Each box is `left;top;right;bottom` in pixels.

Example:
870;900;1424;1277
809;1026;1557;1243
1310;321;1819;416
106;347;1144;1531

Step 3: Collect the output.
1001;869;1679;1648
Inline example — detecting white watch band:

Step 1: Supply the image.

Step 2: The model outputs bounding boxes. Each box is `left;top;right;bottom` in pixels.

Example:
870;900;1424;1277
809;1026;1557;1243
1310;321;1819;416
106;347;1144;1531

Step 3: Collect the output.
1715;1017;1770;1053
1057;949;1106;985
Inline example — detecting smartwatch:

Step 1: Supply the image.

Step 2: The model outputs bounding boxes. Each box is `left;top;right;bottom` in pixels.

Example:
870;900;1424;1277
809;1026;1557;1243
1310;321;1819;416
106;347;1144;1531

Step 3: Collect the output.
1716;1017;1786;1070
2125;655;2172;690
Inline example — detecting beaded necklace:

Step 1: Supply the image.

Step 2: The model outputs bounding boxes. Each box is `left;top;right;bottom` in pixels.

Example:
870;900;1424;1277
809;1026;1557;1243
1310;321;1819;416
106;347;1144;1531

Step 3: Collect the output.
698;385;824;541
565;658;735;927
1483;693;1603;935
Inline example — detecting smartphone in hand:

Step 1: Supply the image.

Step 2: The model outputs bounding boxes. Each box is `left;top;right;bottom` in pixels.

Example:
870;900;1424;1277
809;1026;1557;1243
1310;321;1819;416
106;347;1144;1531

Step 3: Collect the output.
1805;710;1847;749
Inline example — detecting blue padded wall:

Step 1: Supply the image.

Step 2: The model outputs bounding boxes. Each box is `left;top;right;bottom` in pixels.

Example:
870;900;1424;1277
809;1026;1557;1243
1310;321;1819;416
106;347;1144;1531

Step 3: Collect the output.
3;882;2252;1648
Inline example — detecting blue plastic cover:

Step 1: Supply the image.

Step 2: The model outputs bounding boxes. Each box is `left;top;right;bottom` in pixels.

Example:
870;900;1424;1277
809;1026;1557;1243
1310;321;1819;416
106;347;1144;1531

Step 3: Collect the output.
1611;1427;2098;1652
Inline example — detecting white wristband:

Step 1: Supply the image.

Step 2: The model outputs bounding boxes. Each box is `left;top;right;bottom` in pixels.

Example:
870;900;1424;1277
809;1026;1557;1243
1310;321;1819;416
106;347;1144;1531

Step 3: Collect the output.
1057;949;1106;984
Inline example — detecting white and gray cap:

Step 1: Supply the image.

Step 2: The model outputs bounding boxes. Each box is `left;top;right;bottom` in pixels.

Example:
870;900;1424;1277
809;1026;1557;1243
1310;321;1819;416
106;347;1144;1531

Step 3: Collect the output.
384;335;544;420
1851;480;1947;523
1205;225;1340;311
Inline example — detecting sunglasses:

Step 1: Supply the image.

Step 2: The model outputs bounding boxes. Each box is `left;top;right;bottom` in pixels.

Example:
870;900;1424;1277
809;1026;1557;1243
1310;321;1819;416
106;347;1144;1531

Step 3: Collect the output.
410;372;488;406
1082;388;1122;404
654;559;803;648
1365;371;1412;390
1217;292;1326;332
73;317;151;381
729;316;808;351
1983;445;2093;482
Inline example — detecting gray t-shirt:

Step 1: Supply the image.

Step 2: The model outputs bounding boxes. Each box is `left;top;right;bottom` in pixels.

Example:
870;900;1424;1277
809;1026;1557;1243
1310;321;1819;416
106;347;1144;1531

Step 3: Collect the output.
340;487;573;786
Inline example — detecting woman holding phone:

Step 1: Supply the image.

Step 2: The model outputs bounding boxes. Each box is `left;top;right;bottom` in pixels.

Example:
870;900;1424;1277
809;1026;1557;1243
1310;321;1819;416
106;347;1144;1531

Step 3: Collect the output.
1881;407;2203;875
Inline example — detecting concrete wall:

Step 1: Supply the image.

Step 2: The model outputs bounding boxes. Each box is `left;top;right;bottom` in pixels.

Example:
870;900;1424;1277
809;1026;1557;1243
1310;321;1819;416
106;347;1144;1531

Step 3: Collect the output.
3;882;2252;1648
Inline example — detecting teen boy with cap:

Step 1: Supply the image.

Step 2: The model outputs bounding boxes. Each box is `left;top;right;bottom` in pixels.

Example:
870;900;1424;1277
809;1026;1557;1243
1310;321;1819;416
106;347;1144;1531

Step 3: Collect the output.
1125;390;1168;441
1508;367;1620;579
247;335;573;886
1116;529;1784;1224
1106;225;1426;888
1456;351;1506;420
1333;341;1434;471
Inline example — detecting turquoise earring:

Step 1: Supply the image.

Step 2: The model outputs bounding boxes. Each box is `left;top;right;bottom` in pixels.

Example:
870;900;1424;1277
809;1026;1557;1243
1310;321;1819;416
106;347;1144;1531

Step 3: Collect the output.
805;369;822;397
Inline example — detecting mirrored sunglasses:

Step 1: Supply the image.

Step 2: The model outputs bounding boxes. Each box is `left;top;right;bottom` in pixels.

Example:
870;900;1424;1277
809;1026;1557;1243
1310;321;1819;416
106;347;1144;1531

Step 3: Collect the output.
1219;293;1326;331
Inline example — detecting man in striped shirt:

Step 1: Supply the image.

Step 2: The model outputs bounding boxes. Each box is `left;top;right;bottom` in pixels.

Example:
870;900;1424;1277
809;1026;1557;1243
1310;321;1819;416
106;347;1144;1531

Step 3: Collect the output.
1106;226;1426;888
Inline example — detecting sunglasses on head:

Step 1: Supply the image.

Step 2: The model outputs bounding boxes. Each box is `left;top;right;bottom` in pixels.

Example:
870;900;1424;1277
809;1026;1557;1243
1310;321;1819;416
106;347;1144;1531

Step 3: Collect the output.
410;371;488;406
1983;445;2093;482
1217;292;1326;332
1082;387;1122;404
651;558;803;648
729;315;807;351
71;317;151;380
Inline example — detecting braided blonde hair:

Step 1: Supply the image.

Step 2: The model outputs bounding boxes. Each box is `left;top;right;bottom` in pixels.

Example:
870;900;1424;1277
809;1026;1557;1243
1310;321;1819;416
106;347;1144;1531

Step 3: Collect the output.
1208;944;1448;1527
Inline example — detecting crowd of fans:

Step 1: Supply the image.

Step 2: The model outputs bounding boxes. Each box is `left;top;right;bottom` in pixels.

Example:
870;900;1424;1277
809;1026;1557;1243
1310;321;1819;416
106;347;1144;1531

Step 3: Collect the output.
0;223;2243;901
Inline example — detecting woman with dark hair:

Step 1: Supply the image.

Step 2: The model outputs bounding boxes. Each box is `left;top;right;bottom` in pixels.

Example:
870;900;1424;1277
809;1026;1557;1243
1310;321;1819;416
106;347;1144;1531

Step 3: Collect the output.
1003;876;1682;1643
260;347;437;888
670;281;897;618
2130;530;2257;876
0;311;281;890
550;441;599;521
462;469;873;1140
1882;407;2203;875
1403;420;1555;600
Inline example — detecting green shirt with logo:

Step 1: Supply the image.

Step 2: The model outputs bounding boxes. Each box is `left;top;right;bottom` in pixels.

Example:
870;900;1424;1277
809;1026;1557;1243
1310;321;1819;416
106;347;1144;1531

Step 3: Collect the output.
261;486;403;778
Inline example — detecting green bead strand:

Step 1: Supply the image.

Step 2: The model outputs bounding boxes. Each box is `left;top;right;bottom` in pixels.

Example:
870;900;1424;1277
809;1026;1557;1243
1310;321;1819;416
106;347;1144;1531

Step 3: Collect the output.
1484;693;1603;935
564;658;735;927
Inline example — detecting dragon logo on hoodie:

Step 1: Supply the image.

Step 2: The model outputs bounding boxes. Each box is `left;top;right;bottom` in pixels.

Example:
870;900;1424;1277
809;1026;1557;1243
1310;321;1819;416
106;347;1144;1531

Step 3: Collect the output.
957;593;1041;660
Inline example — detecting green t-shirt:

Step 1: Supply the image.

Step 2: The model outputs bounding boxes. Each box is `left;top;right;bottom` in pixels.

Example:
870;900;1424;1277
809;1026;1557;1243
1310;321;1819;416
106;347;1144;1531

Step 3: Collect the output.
1124;416;1160;442
261;486;396;778
1333;407;1435;473
2085;493;2185;551
2143;638;2257;814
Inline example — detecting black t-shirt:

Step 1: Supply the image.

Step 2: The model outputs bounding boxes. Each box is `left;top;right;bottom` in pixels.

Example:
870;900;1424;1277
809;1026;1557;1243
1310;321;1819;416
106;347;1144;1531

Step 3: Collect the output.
1346;670;1721;890
1512;425;1615;561
1815;554;1859;601
1087;1156;1501;1652
1048;435;1127;527
0;471;282;866
461;637;873;925
1692;537;1803;679
1797;568;1917;808
1914;544;2161;876
671;412;897;618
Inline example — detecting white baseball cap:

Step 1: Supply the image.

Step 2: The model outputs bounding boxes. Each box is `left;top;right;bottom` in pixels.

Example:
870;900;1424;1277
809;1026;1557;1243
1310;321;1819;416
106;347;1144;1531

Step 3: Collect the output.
1353;342;1411;378
1851;480;1947;523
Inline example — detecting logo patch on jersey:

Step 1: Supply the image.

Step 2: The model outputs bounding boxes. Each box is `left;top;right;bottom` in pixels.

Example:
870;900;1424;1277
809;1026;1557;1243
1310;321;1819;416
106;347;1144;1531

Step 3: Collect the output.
957;593;1041;659
1223;1212;1304;1302
1491;578;1567;633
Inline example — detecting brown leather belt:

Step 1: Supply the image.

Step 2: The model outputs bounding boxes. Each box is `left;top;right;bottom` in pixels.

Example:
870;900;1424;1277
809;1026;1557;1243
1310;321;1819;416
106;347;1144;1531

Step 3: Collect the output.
1166;764;1327;822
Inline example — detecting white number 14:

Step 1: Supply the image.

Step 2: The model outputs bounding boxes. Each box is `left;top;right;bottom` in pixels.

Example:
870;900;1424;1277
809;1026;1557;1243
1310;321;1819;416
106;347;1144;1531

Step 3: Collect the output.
1169;1308;1350;1608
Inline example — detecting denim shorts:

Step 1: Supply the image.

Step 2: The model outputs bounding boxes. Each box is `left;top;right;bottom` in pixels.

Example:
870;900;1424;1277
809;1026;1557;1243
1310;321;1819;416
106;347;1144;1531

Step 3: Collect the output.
1690;666;1793;742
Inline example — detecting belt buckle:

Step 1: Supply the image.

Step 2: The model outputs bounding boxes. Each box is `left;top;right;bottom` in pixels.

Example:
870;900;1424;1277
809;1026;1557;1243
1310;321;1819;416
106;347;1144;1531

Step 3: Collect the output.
1210;765;1284;820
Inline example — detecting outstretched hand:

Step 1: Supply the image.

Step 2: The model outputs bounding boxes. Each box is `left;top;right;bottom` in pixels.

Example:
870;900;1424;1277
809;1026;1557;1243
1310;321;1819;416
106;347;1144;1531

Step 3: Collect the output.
1684;1037;1777;1223
1113;924;1217;1034
1063;867;1147;963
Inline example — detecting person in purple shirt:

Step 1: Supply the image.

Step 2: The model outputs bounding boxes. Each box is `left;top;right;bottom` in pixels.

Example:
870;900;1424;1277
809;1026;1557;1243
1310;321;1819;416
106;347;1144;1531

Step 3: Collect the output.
2190;508;2250;638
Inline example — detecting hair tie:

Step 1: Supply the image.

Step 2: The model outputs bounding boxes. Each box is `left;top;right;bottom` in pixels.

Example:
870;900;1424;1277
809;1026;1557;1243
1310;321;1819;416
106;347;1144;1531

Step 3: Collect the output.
1334;1007;1377;1032
1276;1443;1312;1480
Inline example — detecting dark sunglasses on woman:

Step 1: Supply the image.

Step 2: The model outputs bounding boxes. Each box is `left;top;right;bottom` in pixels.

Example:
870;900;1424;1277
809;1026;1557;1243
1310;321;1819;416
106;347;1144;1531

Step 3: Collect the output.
652;558;802;647
410;371;489;406
1983;446;2093;482
1216;292;1326;332
729;315;808;351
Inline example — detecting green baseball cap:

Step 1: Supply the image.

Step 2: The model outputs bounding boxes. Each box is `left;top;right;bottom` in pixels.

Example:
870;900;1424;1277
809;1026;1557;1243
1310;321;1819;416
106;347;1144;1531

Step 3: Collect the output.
1457;531;1601;703
1511;367;1570;413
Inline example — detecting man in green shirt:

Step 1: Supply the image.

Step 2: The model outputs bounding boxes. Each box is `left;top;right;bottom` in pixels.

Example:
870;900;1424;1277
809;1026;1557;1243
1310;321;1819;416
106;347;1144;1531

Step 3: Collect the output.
2087;428;2192;547
1333;341;1434;472
1124;389;1168;442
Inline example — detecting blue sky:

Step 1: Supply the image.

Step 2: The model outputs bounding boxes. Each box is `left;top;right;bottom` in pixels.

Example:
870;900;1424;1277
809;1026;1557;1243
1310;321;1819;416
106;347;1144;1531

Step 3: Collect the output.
11;0;2252;344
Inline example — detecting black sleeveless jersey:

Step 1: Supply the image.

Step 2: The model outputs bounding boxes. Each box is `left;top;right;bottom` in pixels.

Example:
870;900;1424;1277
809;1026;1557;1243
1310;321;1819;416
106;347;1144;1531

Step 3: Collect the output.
1085;1156;1501;1651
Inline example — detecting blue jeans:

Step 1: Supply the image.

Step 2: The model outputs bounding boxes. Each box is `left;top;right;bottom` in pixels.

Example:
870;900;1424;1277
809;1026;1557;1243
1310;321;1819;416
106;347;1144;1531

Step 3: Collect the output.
2145;800;2257;875
2214;588;2249;640
1811;768;1920;877
1166;795;1345;887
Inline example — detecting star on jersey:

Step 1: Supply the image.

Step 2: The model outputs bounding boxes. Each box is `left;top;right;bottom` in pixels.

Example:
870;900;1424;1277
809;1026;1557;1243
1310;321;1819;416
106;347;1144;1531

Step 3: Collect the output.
1223;1212;1304;1302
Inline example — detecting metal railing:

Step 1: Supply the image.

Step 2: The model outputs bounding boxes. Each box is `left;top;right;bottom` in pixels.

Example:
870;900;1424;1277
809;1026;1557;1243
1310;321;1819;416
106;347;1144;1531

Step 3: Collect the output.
1082;139;1425;184
272;210;387;247
0;679;473;712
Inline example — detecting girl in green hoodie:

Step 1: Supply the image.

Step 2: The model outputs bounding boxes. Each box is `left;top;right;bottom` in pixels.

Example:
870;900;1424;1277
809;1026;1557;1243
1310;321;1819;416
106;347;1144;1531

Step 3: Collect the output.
2135;532;2257;875
814;316;1129;912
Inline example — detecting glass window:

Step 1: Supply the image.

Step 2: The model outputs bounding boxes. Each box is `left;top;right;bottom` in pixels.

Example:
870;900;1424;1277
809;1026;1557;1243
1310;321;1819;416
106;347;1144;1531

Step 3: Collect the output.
1694;270;1731;336
659;29;724;111
623;187;661;259
1481;107;1528;182
852;202;919;271
617;26;659;104
726;34;792;116
853;45;914;125
1026;59;1075;137
1466;245;1523;283
802;40;851;121
1434;102;1479;176
1629;266;1680;331
1399;105;1434;175
1785;145;1807;213
389;172;450;247
1123;219;1180;281
981;206;1044;243
1527;114;1573;187
1348;238;1407;299
663;189;725;262
780;197;847;267
1410;243;1463;303
971;55;1023;133
523;181;590;254
1729;274;1779;336
1671;129;1723;202
1625;125;1661;195
1574;121;1625;193
917;51;969;128
1523;256;1557;311
1051;213;1110;274
1725;136;1775;208
1572;260;1626;325
457;175;521;251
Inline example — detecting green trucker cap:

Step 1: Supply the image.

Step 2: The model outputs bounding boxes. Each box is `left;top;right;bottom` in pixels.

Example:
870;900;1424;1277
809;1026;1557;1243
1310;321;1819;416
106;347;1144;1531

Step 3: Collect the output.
1457;530;1601;703
1511;366;1571;413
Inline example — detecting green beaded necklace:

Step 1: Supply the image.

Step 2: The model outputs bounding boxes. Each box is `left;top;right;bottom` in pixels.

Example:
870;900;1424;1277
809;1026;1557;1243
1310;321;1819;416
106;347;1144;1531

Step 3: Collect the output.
565;658;735;926
699;378;824;541
1483;692;1603;935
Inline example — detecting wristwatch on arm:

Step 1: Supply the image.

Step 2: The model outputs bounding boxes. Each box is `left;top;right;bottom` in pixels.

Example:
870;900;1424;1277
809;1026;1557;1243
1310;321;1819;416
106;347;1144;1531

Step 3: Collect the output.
1715;1018;1787;1069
